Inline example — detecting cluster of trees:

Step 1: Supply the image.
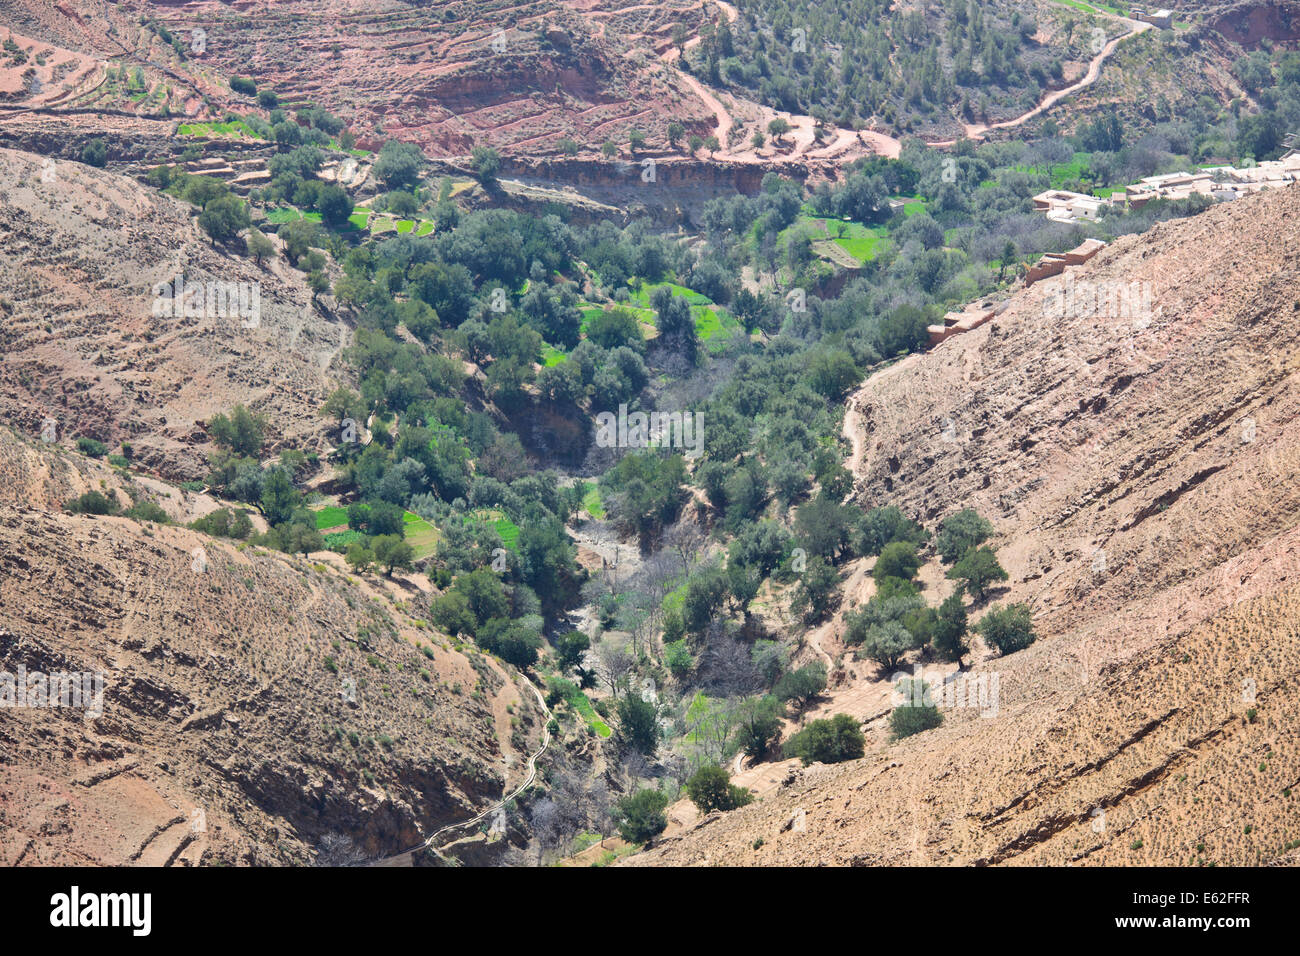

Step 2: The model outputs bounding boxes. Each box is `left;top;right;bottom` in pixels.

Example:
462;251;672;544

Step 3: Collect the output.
200;404;331;557
844;507;1027;678
145;163;252;246
686;0;1041;131
430;568;546;668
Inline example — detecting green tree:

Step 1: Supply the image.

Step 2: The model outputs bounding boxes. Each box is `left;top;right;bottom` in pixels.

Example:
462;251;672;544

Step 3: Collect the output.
616;693;659;755
198;193;251;245
284;521;323;556
931;592;969;666
874;540;921;584
374;139;424;189
793;555;840;622
684;764;754;813
613;788;668;843
735;695;783;759
773;662;827;713
345;541;375;573
373;534;415;575
935;508;994;564
315;183;353;228
556;631;590;673
209;404;266;456
81;138;108;168
857;619;915;672
259;467;298;526
947;545;1007;601
246;228;276;264
305;269;330;302
471;145;501;186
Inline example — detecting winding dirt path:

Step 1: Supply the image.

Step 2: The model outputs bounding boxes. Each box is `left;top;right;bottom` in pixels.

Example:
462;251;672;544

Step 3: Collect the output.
663;2;1150;164
929;16;1152;147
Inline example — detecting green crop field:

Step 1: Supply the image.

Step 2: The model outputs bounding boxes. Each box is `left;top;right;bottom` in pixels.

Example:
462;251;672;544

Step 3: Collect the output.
314;505;349;530
402;511;441;560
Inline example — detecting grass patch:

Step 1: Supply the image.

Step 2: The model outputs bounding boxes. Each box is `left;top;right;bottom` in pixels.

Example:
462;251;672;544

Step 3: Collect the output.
549;678;612;737
581;484;605;520
323;530;365;552
314;505;350;530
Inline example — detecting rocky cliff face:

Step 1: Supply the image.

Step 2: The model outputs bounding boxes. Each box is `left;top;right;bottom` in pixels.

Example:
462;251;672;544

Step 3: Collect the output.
629;184;1300;866
0;430;543;866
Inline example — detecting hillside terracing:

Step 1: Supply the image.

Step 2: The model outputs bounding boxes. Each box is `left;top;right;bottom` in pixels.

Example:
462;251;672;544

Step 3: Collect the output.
628;184;1300;866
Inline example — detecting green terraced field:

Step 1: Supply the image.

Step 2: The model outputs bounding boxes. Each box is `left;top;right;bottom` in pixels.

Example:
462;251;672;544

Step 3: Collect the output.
627;282;739;343
177;119;264;140
265;207;322;225
402;511;441;560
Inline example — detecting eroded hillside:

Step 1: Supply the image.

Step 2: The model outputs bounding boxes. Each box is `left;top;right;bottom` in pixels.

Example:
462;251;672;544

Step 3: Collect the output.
0;428;544;865
0;147;347;480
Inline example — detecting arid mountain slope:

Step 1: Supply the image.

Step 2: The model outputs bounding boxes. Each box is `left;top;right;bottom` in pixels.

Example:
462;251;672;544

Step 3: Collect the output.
630;184;1300;866
0;428;543;865
0;147;347;479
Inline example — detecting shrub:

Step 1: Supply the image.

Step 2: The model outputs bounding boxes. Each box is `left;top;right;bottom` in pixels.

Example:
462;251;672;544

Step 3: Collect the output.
977;603;1037;656
65;490;120;515
124;500;169;523
81;138;108;168
684;764;754;813
889;678;943;740
783;713;865;766
76;437;108;457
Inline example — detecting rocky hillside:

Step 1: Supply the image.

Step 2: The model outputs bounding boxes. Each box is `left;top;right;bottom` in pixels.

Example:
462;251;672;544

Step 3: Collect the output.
0;428;544;865
0;0;716;157
628;183;1300;866
0;147;347;480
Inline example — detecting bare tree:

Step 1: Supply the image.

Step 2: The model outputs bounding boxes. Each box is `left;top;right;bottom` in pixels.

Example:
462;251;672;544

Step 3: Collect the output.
529;798;564;866
665;520;706;574
314;832;366;867
595;637;635;698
